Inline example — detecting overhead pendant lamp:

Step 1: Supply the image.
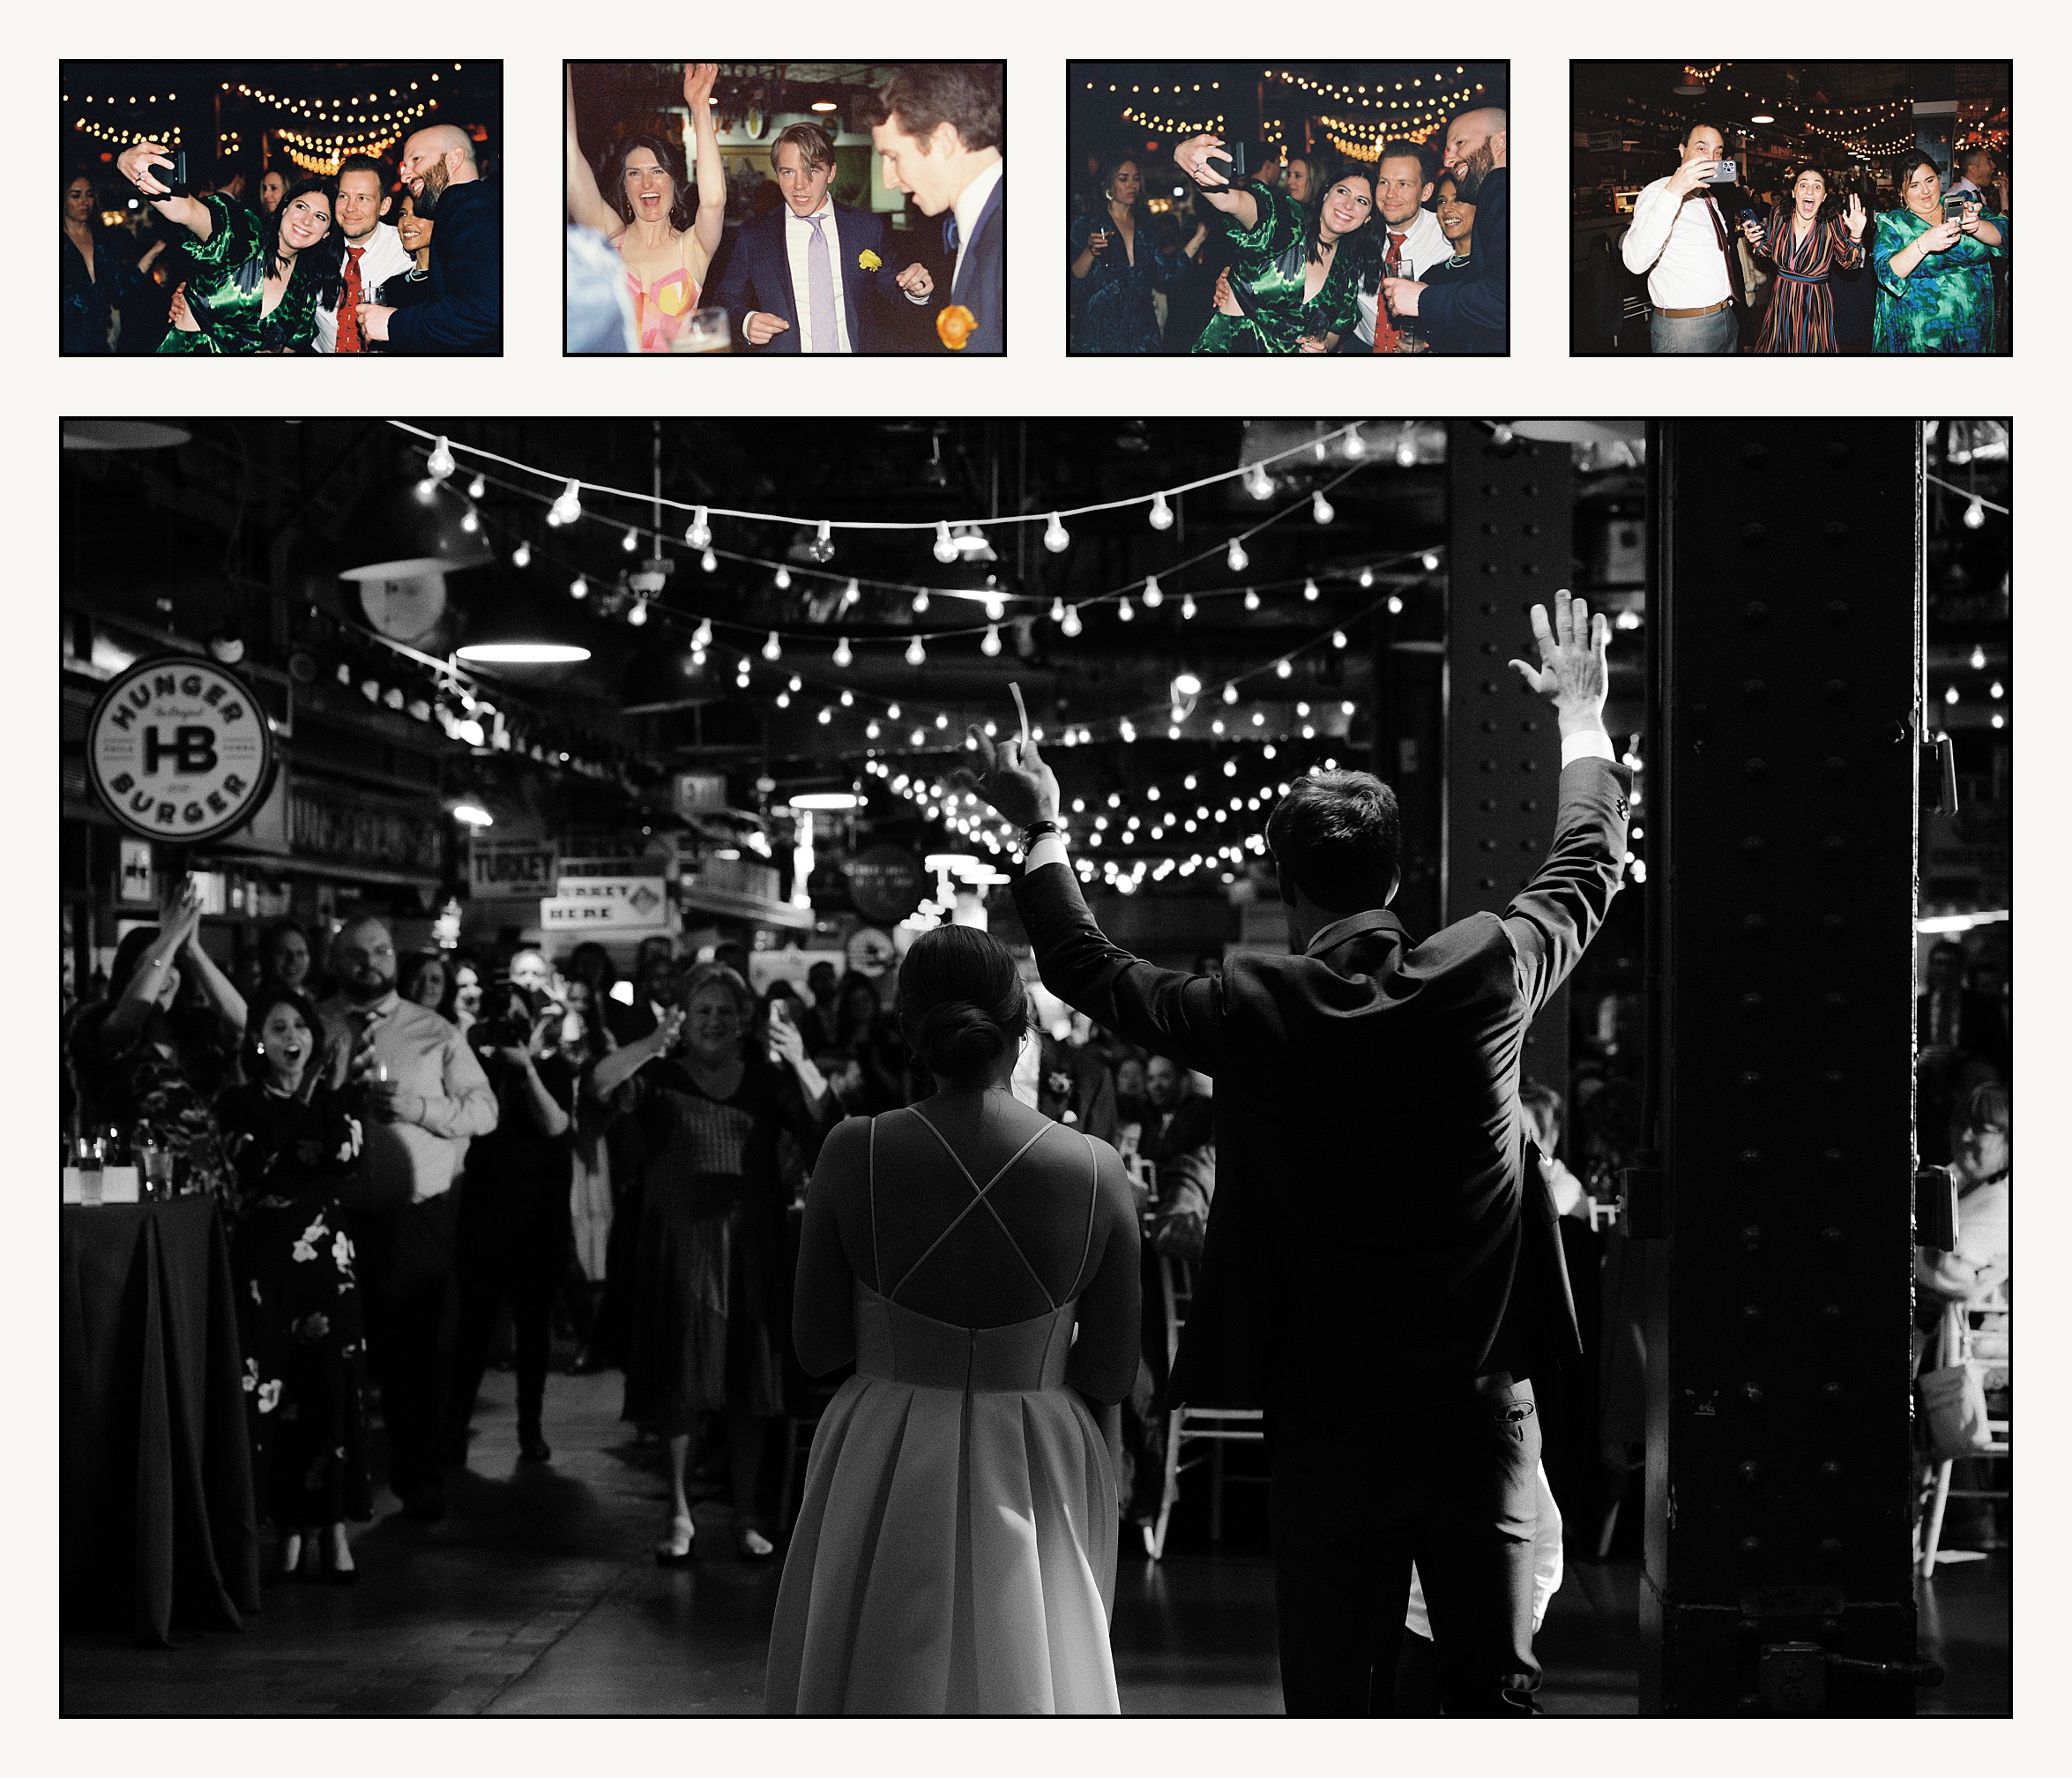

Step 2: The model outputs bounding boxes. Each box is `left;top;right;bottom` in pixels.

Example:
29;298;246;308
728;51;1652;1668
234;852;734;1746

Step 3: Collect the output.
453;570;594;667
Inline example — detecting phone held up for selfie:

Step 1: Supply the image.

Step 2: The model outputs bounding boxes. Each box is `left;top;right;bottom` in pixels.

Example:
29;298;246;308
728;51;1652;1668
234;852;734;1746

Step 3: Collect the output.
154;147;191;198
1706;156;1739;185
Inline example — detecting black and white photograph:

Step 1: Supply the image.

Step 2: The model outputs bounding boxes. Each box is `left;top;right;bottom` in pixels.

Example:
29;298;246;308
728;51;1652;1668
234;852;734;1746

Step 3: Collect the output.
1571;61;2012;356
565;63;1003;356
56;416;2010;1718
1067;64;1509;355
60;61;504;356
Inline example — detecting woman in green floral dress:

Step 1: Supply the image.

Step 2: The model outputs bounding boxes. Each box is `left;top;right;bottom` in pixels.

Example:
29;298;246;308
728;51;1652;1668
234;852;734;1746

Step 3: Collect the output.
1872;151;2008;355
1172;136;1376;354
115;140;344;354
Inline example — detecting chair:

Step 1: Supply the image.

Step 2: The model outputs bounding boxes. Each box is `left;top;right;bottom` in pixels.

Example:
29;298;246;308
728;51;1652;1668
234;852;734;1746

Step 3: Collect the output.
1915;1289;2011;1579
1145;1251;1265;1560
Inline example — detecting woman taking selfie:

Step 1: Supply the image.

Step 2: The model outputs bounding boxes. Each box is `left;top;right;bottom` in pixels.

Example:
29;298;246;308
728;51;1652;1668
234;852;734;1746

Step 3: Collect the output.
1172;134;1375;354
1872;150;2007;354
1739;162;1867;355
591;963;833;1562
115;141;344;354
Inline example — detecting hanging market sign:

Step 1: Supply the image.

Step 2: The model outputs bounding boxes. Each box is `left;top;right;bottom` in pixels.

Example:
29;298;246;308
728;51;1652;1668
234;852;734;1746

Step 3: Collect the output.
847;844;926;923
470;838;560;899
540;875;675;932
86;656;277;845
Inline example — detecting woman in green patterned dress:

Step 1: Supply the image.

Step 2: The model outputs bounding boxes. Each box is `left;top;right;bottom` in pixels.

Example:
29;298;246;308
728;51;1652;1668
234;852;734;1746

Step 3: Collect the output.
115;140;344;354
1872;151;2008;355
1172;136;1375;354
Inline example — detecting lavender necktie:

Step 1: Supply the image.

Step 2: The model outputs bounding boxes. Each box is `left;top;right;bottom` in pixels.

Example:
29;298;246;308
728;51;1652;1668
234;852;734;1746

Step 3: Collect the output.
806;213;837;354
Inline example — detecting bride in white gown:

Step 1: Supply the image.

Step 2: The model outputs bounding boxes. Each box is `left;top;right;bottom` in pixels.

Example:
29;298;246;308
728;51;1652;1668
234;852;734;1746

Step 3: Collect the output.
765;924;1141;1714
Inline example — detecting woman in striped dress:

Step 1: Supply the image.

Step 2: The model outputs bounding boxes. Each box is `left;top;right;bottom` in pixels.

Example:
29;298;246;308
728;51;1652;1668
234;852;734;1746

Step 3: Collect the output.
1740;165;1867;355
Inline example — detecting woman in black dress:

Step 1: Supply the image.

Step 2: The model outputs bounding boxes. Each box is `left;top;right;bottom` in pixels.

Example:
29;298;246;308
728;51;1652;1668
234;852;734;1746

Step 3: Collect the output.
215;985;373;1581
1067;155;1208;353
592;962;834;1561
61;166;167;354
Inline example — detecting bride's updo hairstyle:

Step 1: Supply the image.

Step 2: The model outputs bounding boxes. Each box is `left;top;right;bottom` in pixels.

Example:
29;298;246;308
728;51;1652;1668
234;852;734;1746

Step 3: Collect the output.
896;924;1029;1084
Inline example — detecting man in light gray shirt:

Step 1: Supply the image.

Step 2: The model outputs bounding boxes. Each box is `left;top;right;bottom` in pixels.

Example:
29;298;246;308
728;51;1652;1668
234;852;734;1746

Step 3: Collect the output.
320;916;496;1519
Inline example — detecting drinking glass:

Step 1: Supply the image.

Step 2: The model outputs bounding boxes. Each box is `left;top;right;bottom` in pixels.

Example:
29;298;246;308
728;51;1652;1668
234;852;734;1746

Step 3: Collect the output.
673;307;732;355
76;1134;105;1206
141;1145;176;1201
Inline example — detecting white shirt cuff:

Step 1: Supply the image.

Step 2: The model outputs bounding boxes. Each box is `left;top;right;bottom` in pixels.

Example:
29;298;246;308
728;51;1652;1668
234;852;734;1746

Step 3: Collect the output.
1024;833;1070;872
904;288;928;305
1561;728;1616;767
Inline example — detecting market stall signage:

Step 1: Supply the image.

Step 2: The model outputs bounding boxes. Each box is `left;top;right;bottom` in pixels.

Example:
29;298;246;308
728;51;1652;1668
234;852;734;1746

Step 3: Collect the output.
847;844;926;923
470;838;560;899
86;656;277;845
541;875;675;931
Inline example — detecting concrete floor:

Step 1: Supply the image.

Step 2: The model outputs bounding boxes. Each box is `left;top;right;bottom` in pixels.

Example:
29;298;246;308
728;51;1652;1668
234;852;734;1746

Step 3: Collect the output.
60;1367;2007;1716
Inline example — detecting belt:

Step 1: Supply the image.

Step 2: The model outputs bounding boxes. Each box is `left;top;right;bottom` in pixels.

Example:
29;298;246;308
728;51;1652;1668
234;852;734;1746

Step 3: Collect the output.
1773;268;1827;283
1656;297;1733;318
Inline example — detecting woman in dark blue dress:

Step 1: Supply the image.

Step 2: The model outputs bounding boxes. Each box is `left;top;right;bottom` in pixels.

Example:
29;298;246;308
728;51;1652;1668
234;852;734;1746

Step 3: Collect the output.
1068;155;1207;353
61;167;168;354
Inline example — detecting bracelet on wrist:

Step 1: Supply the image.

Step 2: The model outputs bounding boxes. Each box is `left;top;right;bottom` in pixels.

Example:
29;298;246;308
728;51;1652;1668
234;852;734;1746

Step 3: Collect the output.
1020;819;1063;854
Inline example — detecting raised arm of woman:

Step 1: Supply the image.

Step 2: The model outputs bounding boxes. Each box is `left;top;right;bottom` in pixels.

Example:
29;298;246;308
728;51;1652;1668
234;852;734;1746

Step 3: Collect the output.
100;882;202;1049
179;923;248;1037
1172;135;1258;232
684;62;727;273
114;142;212;240
589;1008;682;1098
566;65;623;241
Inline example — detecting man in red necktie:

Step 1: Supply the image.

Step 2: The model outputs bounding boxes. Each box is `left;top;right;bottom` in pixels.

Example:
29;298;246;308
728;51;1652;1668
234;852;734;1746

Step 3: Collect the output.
1366;141;1441;352
320;154;411;355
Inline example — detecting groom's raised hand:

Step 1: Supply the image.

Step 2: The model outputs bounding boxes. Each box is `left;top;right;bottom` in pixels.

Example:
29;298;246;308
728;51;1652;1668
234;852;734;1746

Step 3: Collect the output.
951;725;1060;831
1507;587;1611;738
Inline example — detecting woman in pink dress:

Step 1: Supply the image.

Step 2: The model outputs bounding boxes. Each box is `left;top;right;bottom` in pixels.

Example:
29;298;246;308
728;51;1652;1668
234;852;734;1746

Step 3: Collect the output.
566;63;726;352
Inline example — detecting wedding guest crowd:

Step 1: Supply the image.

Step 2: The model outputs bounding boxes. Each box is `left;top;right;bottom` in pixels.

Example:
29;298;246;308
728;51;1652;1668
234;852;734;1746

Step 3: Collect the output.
74;123;502;355
1621;123;2009;355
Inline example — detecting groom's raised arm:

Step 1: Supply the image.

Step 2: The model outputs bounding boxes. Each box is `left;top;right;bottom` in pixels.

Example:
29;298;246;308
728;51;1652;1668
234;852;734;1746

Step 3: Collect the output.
1011;857;1229;1080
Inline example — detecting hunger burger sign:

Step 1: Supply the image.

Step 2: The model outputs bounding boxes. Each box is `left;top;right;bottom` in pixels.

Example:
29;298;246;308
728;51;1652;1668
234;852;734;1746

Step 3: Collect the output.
87;656;278;845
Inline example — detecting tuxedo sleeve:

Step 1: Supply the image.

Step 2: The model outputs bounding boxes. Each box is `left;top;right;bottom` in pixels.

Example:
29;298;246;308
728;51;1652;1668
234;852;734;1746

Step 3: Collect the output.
1501;755;1629;1021
1010;863;1227;1075
705;226;762;348
1418;180;1507;348
386;190;502;355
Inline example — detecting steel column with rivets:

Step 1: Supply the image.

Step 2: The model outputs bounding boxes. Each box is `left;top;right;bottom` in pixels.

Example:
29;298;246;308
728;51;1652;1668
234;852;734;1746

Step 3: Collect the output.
1639;421;1923;1715
1444;427;1576;1093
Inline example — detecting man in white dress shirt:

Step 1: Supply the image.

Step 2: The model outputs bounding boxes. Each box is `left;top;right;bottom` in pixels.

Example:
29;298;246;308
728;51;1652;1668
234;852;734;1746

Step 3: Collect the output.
317;156;414;354
714;124;933;354
868;64;1006;353
1620;122;1743;355
1356;141;1448;350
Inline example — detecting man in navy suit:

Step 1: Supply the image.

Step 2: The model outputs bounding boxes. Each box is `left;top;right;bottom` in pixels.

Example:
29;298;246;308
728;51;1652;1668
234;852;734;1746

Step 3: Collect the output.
1383;105;1508;355
707;123;934;354
867;64;1005;353
361;124;502;355
963;592;1627;1714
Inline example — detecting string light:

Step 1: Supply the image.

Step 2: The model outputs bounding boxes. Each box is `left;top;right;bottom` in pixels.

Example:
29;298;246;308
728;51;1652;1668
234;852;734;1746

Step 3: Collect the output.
627;599;649;627
763;631;782;661
1303;578;1320;601
933;521;957;564
906;635;927;666
1044;512;1071;552
1061;605;1084;638
549;479;583;526
569;575;589;600
511;542;532;568
1149;491;1174;531
980;624;1002;657
1244;588;1262;611
1311;490;1335;525
425;437;455;481
833;636;853;667
621;527;639;553
1143;575;1164;609
1227;538;1250;572
686;506;712;548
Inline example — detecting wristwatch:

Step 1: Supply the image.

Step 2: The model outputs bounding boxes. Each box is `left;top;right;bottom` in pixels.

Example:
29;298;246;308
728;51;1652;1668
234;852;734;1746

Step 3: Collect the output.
1019;819;1062;855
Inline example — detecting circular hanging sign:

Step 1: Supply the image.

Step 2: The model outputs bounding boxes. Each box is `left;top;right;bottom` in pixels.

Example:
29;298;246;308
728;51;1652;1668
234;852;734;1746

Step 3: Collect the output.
86;655;278;846
846;843;925;923
845;926;898;979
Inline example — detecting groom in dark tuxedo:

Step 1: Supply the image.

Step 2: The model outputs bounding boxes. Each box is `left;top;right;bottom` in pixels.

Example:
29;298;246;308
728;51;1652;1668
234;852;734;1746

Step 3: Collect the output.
707;123;935;354
866;64;1005;353
964;592;1627;1714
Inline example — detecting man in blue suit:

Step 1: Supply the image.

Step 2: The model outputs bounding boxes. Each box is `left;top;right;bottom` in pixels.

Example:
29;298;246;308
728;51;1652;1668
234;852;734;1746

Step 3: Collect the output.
361;124;502;356
867;64;1005;354
1382;106;1508;355
707;123;935;354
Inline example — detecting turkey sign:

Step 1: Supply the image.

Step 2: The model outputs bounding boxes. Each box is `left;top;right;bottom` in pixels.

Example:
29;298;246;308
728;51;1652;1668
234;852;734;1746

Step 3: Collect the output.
87;656;278;845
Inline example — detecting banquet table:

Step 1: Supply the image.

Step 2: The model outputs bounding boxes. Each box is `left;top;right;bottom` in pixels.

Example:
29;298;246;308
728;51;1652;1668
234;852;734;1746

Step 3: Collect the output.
61;1195;261;1647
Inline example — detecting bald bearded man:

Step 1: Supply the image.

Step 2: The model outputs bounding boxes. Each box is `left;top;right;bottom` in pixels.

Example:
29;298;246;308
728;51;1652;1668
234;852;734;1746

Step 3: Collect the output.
361;123;503;355
1380;105;1509;355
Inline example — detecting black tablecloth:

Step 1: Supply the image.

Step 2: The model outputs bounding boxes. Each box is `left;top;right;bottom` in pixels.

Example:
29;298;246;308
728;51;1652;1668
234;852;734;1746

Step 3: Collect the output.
61;1197;262;1646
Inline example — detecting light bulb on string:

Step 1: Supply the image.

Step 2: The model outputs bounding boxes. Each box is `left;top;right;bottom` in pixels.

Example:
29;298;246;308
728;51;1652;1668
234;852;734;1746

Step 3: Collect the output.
840;689;854;707
788;675;802;692
1049;596;1067;624
1044;512;1070;552
842;579;861;608
1296;701;1310;717
833;636;853;667
1311;490;1336;525
775;691;790;709
912;590;930;614
548;478;583;526
622;527;639;552
981;624;1002;657
685;506;711;549
806;519;834;564
1302;578;1320;601
1226;538;1249;572
1222;681;1239;705
985;594;1005;622
1119;719;1137;743
1343;426;1367;459
1359;566;1375;588
466;473;486;499
1387;594;1405;615
866;719;881;738
935;713;950;729
773;565;791;591
1964;499;1986;529
511;541;532;568
1142;575;1164;609
701;548;718;572
1245;463;1274;500
1420;550;1441;571
763;631;782;661
628;599;648;627
1224;758;1239;777
692;617;712;649
1061;604;1083;638
569;575;589;600
1275;658;1293;679
1181;594;1197;620
1148;491;1174;531
888;703;901;720
906;636;927;667
816;706;832;725
912;728;927;746
425;436;455;480
1118;596;1135;622
1330;630;1347;648
1340;699;1356;716
933;521;958;564
1243;587;1261;611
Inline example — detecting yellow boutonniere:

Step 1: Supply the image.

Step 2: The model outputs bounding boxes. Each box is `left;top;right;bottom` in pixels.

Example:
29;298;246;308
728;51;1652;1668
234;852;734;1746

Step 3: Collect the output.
935;303;977;350
857;249;883;272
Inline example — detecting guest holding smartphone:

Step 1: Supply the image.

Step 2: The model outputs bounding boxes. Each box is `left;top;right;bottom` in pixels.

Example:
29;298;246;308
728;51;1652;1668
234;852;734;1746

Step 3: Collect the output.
1740;162;1867;355
1873;150;2007;354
